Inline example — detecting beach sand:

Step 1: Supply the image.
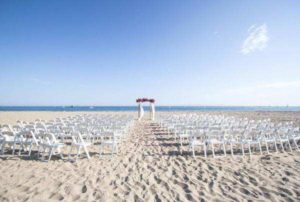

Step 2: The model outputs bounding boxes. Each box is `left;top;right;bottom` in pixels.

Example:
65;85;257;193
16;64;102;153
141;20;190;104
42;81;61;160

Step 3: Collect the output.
0;111;300;201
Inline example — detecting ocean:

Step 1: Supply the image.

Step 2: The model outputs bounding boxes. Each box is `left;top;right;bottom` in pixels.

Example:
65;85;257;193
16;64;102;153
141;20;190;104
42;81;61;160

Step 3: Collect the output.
0;106;299;111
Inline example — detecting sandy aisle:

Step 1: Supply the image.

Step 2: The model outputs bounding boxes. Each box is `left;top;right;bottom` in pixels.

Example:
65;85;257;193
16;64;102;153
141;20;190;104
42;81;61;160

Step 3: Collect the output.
0;112;300;201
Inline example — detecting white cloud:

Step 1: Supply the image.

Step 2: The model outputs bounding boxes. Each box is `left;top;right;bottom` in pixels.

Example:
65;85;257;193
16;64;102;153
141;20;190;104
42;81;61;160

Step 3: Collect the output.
241;24;269;54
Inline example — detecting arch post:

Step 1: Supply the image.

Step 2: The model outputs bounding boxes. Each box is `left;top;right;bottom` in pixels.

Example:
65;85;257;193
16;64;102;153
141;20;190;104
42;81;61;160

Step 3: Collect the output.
137;102;144;121
150;102;155;121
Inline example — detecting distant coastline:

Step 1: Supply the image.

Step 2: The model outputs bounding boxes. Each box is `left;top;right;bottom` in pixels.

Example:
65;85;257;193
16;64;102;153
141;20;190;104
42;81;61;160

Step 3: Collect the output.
0;106;300;111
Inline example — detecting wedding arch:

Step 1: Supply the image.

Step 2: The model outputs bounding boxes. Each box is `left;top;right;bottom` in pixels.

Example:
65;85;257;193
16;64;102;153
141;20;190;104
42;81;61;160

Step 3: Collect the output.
136;98;155;121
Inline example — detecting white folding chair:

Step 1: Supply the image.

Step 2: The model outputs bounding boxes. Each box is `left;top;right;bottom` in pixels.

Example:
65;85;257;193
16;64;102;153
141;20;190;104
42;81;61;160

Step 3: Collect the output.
38;133;65;161
68;132;91;161
99;132;119;157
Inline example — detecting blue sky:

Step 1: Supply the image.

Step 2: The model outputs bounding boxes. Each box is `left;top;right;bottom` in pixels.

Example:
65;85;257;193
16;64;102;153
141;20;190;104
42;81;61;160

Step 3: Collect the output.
0;0;300;106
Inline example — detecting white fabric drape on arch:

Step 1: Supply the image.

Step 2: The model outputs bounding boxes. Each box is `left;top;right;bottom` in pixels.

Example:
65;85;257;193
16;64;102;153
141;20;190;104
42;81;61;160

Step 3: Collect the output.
138;103;144;120
150;103;155;121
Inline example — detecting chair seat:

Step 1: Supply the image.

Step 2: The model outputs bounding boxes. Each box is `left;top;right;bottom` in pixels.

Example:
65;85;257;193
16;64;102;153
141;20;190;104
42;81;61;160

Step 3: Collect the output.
224;140;239;144
264;138;276;142
179;134;189;138
208;139;224;144
55;143;65;147
191;140;205;146
3;136;15;143
294;136;300;140
23;141;35;145
247;140;260;144
73;142;91;147
114;133;123;137
101;140;115;145
42;143;65;148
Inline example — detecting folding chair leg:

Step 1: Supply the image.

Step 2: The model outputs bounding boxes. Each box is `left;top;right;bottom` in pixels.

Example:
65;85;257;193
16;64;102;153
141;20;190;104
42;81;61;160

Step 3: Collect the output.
83;146;90;159
192;145;195;158
76;147;81;161
111;145;115;156
37;146;41;158
1;143;5;155
274;141;278;153
12;143;16;155
99;146;102;158
265;142;270;154
248;143;252;156
28;144;33;156
230;143;234;156
280;141;285;152
18;145;22;156
287;141;293;152
20;143;24;155
115;145;119;154
68;145;74;160
42;147;47;160
212;144;215;158
241;143;245;156
293;139;299;151
258;142;262;155
204;144;207;158
48;148;53;161
223;143;226;156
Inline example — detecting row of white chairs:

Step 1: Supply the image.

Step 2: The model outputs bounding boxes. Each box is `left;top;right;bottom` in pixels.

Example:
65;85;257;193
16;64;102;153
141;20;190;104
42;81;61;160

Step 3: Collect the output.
0;114;135;161
157;113;300;158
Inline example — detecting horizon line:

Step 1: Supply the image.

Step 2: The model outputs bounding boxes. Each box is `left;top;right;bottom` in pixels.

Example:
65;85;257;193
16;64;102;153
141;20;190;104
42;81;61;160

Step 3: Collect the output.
0;105;299;107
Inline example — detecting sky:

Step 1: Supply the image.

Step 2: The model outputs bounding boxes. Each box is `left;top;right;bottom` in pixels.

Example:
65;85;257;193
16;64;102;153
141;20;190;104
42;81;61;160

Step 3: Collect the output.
0;0;300;106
